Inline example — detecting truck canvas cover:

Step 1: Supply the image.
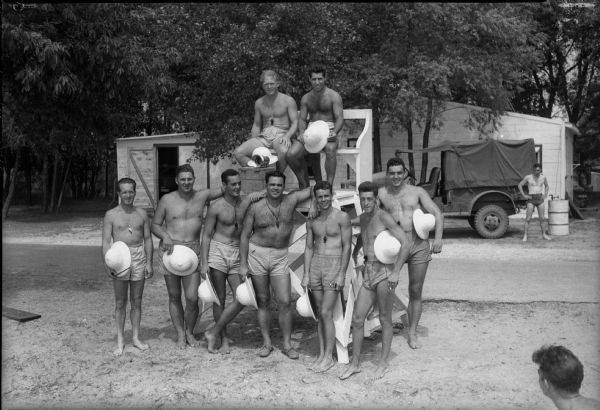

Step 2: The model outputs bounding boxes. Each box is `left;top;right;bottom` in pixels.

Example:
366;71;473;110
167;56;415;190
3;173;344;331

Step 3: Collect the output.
399;139;536;189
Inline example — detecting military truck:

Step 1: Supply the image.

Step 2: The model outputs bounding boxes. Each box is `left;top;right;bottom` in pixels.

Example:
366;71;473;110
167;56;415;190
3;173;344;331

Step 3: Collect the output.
395;138;536;239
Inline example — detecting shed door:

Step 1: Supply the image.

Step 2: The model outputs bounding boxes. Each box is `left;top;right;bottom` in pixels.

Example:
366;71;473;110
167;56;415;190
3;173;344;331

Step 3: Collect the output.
127;149;156;209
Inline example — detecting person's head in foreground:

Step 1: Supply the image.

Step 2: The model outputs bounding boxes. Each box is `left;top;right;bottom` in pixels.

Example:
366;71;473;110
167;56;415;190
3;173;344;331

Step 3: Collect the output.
532;344;600;410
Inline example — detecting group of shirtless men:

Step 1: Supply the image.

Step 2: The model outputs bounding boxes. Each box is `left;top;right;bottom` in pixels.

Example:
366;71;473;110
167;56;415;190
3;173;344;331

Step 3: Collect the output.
101;66;551;381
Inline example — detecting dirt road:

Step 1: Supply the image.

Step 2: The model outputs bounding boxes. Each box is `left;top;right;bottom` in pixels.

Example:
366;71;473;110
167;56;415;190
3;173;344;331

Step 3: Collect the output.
2;208;599;409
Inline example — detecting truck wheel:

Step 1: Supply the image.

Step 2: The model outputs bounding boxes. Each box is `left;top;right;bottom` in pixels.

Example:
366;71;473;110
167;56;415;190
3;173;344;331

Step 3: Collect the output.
474;205;509;239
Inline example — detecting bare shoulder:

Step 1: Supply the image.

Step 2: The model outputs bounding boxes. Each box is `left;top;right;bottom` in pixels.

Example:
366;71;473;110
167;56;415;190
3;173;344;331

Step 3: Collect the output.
135;207;149;219
327;87;342;100
334;208;351;224
104;206;119;221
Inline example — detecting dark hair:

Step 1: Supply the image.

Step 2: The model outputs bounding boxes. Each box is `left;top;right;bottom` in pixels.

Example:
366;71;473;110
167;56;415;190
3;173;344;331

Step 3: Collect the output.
265;170;286;184
532;345;583;394
386;157;406;173
117;177;136;192
221;169;240;184
313;180;332;195
176;163;195;177
309;64;327;78
533;163;542;169
358;181;378;196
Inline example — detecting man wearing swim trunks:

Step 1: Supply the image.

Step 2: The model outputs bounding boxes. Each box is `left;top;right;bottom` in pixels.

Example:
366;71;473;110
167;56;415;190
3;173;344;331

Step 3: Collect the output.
201;169;264;354
239;170;313;359
302;181;352;373
518;163;551;242
340;181;410;381
286;65;344;187
234;69;298;174
377;157;443;350
151;164;224;348
102;177;154;356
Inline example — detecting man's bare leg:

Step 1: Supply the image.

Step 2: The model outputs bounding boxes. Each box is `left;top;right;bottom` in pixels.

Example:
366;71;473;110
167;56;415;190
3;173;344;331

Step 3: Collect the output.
313;290;338;373
373;281;394;379
182;273;201;347
537;204;551;240
407;262;428;349
164;275;187;348
324;141;338;186
307;290;325;369
340;286;375;380
271;274;296;357
234;138;267;167
113;279;128;356
130;279;149;351
253;275;273;354
286;141;310;188
523;203;534;242
209;268;227;352
218;272;244;353
272;138;290;176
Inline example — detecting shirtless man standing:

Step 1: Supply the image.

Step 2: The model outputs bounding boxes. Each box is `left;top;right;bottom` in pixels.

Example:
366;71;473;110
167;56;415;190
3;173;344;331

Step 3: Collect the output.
239;170;312;359
340;181;411;381
234;69;298;173
151;163;224;348
377;157;443;349
518;163;551;241
201;169;263;353
286;65;344;187
102;177;153;356
302;181;352;373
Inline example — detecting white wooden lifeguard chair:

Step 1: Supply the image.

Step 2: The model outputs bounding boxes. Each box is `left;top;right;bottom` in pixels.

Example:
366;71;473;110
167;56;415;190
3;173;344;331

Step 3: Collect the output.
277;109;409;363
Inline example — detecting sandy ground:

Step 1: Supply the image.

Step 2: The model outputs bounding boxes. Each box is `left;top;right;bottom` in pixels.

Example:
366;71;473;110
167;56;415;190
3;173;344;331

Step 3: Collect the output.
2;204;600;410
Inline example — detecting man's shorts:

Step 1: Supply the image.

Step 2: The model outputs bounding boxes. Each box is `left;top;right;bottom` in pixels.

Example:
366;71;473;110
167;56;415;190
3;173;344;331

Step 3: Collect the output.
362;260;392;291
208;240;240;276
157;240;201;277
114;243;146;282
394;229;432;267
309;253;344;291
258;126;287;149
528;194;544;207
248;242;289;278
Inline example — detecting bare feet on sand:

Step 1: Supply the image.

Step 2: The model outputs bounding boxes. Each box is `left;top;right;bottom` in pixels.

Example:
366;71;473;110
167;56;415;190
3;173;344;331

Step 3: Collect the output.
186;331;200;347
220;337;231;354
339;364;361;380
372;363;389;380
408;333;422;349
307;356;323;370
205;330;221;353
543;233;551;240
522;235;527;242
313;357;336;373
113;340;125;356
132;338;149;351
176;333;187;349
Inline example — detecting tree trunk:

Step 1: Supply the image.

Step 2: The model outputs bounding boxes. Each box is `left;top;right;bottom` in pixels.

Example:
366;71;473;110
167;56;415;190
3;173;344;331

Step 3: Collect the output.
49;149;60;211
24;148;32;205
419;98;433;184
406;117;416;180
55;159;71;212
41;151;50;213
372;104;382;173
2;148;21;220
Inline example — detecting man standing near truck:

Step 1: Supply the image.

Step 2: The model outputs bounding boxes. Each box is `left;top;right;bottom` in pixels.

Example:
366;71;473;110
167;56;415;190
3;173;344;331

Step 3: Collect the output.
518;163;551;242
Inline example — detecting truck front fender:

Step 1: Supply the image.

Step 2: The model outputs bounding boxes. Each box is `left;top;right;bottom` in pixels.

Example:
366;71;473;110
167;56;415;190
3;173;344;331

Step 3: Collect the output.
469;191;517;215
